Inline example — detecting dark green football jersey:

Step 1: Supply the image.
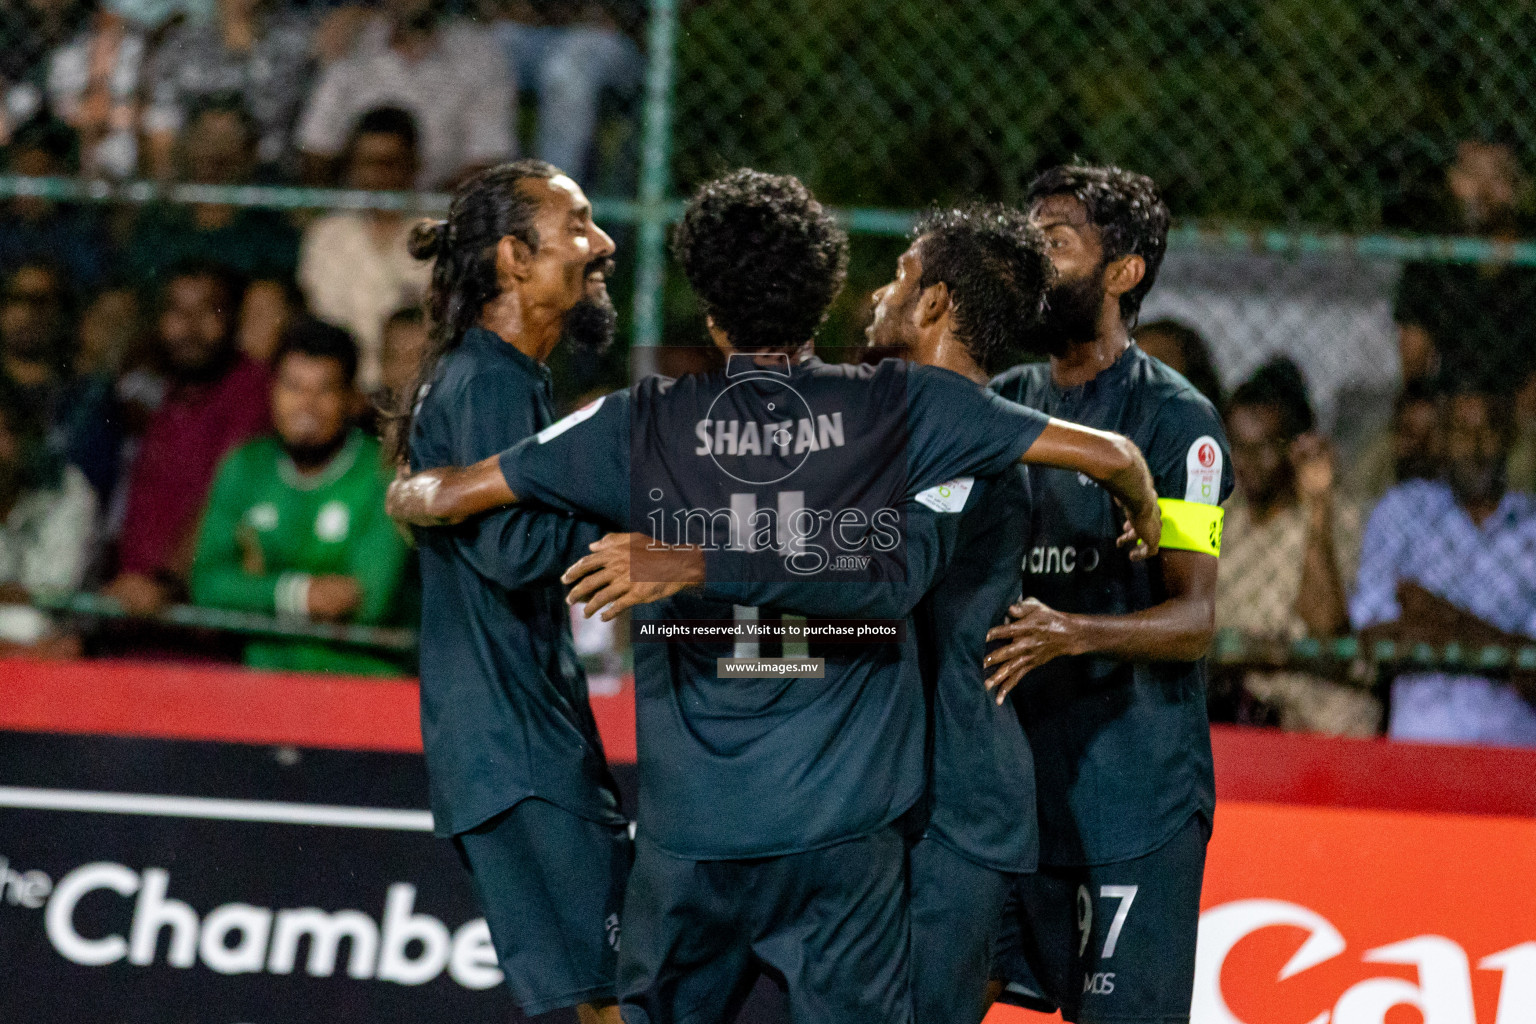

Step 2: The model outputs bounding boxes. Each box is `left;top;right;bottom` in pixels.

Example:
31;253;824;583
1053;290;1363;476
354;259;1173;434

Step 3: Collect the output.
914;467;1037;873
990;344;1233;866
410;327;621;839
694;466;1039;873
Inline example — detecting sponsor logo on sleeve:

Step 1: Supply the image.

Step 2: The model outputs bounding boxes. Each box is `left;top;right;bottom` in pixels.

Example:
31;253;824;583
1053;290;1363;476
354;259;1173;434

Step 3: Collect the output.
1185;435;1222;504
913;477;973;514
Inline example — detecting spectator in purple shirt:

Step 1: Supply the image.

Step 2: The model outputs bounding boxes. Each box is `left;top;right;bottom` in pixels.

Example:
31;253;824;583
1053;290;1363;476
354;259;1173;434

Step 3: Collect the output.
1350;388;1536;747
102;262;271;616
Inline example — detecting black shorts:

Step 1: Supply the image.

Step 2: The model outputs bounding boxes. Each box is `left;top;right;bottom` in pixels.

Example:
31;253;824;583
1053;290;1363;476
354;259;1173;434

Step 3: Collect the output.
618;826;912;1024
454;797;633;1016
908;835;1015;1024
992;813;1211;1024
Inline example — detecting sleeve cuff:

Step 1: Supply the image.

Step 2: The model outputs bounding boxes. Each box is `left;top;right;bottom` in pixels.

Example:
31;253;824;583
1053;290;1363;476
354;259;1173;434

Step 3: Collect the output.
1013;406;1051;465
274;572;313;618
497;447;525;504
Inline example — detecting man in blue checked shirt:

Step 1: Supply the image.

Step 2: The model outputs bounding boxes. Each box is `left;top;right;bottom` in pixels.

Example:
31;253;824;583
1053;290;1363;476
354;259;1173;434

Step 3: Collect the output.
1350;386;1536;746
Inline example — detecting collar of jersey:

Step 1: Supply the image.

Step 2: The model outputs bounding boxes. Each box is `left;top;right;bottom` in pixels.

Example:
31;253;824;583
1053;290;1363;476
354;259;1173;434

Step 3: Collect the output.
724;351;803;379
1049;340;1139;401
463;326;553;383
278;429;363;491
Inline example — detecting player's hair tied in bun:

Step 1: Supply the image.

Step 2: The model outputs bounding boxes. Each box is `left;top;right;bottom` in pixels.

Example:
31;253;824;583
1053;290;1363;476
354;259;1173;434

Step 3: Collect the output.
385;160;560;467
408;218;450;261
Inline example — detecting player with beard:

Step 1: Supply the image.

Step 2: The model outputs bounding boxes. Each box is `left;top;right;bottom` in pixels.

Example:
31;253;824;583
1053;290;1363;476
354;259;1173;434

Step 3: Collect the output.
985;166;1233;1024
388;160;630;1024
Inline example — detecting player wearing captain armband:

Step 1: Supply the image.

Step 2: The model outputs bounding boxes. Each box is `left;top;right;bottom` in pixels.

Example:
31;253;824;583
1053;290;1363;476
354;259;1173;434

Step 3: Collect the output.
985;166;1232;1024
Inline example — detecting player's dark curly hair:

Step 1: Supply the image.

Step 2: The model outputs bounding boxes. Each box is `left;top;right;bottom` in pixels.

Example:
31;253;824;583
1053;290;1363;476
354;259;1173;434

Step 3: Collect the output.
913;204;1053;375
672;169;849;352
383;159;558;463
1027;164;1170;326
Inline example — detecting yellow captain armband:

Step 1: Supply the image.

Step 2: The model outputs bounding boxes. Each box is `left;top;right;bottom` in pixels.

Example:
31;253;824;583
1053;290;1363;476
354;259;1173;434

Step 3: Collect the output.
1157;498;1224;556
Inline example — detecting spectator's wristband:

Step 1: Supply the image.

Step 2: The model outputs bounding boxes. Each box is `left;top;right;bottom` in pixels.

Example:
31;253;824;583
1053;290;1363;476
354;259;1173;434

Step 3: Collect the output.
1158;498;1224;556
275;572;314;618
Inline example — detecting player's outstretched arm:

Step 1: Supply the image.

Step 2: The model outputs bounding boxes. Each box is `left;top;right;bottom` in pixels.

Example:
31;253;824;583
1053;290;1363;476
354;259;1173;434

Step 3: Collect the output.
563;506;946;622
981;549;1218;702
386;456;516;526
1021;419;1161;558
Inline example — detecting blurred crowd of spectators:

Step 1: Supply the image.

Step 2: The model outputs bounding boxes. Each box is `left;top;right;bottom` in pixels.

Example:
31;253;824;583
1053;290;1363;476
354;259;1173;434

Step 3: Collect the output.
0;0;643;187
0;256;427;673
0;0;643;674
1163;139;1536;748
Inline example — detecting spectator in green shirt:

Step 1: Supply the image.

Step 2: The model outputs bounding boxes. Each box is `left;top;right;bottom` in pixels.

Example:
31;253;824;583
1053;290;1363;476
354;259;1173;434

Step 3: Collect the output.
191;317;409;676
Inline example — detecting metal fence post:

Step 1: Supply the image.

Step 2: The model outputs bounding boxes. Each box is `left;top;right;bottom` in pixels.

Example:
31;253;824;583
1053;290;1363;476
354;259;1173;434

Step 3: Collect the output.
631;0;680;364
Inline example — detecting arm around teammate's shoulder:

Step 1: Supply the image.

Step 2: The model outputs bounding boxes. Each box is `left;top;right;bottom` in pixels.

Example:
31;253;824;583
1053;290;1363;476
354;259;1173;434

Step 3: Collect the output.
387;454;516;526
387;388;631;527
1022;419;1161;558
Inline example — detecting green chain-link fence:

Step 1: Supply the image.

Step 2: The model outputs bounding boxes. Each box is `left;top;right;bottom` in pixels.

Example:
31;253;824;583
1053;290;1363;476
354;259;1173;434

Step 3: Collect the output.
633;0;1536;430
666;0;1536;225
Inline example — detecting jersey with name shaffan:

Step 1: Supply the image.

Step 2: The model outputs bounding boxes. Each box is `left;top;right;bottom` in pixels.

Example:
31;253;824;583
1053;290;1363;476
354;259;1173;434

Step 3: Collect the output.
500;356;1050;860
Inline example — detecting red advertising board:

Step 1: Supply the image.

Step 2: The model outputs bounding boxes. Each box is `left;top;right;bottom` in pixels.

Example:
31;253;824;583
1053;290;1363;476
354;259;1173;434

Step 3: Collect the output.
1194;802;1536;1024
989;803;1536;1024
5;659;1535;1024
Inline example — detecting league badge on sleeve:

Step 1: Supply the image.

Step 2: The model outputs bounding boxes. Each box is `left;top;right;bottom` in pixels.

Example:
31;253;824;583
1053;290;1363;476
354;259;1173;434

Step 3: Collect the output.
1184;436;1221;504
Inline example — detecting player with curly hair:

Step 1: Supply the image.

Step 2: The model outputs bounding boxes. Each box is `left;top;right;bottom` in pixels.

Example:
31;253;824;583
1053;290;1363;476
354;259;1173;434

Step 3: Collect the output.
388;169;1162;1023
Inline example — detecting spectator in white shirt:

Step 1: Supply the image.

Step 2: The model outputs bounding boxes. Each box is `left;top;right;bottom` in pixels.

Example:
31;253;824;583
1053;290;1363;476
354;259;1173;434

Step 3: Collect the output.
295;0;514;190
0;386;95;655
1215;358;1378;736
44;3;149;178
298;106;430;392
